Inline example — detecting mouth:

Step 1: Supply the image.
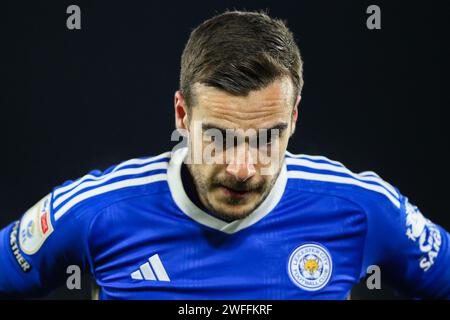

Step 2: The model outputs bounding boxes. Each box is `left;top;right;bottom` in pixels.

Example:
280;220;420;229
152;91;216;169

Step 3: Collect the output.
219;185;253;199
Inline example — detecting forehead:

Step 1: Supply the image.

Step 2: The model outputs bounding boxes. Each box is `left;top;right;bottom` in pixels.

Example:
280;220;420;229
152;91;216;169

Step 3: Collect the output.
190;77;294;130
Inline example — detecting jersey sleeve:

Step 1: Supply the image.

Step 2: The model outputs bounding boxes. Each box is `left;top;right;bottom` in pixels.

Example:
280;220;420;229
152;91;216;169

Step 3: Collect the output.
361;188;450;299
0;175;101;299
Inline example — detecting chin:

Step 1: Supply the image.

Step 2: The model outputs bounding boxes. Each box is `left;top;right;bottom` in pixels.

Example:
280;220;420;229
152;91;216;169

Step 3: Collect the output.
208;197;261;221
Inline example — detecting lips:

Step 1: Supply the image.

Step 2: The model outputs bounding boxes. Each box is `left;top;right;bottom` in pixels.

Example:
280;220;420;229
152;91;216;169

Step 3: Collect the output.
220;186;251;199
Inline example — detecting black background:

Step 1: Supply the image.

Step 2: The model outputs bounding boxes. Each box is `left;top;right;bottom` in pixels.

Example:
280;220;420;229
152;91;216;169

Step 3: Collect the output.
0;0;449;299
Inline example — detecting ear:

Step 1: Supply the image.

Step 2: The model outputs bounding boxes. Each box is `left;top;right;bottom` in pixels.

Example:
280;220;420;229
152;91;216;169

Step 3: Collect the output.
290;95;301;136
174;91;189;130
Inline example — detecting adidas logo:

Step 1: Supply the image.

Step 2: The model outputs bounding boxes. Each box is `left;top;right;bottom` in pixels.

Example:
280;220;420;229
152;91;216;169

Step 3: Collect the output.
131;254;170;282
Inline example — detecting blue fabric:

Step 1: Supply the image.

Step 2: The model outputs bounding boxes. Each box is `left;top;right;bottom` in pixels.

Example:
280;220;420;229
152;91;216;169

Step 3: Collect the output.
0;152;448;299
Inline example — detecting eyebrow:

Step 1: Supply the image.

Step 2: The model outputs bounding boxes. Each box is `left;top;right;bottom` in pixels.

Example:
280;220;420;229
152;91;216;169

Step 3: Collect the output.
201;122;289;134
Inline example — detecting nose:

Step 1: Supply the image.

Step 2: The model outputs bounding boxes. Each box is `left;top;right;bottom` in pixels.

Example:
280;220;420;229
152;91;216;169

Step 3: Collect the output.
225;146;256;182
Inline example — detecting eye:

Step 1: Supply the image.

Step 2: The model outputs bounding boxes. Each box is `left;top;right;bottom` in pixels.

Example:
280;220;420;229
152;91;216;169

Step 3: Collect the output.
204;129;224;144
209;134;225;147
257;130;278;149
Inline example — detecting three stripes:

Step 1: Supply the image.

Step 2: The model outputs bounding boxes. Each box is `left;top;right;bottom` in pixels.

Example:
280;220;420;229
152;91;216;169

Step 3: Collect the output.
285;154;400;208
131;254;170;282
52;152;171;220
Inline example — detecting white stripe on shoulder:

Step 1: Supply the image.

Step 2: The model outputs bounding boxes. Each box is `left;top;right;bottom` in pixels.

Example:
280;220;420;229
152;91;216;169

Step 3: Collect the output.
109;152;171;174
285;151;345;167
358;171;381;178
285;157;399;199
54;173;167;221
53;161;168;208
287;170;400;208
53;152;171;198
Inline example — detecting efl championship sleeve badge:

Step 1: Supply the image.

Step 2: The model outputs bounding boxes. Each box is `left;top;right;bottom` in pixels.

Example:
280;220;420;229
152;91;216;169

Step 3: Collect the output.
18;194;54;255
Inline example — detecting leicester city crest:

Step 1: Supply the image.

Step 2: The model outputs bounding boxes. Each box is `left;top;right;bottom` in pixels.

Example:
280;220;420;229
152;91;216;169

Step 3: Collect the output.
288;243;333;291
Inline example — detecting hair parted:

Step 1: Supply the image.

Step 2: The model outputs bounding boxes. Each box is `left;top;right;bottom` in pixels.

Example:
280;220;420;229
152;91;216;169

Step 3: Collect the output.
180;10;303;109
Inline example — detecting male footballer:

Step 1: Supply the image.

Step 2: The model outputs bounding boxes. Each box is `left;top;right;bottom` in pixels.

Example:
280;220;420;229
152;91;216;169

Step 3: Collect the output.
0;11;449;299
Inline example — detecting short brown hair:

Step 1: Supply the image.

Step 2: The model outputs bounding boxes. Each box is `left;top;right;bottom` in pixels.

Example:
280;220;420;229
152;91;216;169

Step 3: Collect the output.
180;10;303;109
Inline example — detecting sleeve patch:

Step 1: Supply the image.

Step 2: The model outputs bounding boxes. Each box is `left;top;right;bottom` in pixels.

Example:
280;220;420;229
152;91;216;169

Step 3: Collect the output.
404;200;442;272
18;194;54;255
9;221;32;272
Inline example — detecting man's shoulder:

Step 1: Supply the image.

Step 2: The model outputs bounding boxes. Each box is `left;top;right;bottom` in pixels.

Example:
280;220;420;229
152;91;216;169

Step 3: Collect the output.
50;151;172;222
284;151;402;211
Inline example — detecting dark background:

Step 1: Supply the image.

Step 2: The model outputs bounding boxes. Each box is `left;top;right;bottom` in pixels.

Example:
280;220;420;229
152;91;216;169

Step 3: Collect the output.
0;0;448;299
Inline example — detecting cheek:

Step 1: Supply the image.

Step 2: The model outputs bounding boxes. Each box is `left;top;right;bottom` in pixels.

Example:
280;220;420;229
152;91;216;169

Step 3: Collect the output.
279;133;290;148
276;136;290;159
195;164;223;183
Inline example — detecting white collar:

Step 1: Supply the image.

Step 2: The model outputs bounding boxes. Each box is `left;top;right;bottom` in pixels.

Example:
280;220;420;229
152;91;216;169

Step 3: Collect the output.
167;147;287;234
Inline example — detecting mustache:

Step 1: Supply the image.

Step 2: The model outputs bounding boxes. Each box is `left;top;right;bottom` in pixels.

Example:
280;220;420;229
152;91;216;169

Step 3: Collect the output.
211;177;265;192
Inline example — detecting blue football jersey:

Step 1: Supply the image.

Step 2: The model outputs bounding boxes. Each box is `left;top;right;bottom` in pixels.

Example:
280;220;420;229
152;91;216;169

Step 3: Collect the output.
1;147;449;299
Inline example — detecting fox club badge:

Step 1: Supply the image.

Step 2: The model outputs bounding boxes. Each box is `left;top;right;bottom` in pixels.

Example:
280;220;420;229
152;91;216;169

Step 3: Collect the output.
288;243;333;291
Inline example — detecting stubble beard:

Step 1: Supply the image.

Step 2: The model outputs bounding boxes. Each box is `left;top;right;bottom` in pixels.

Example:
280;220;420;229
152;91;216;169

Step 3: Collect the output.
186;165;282;222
